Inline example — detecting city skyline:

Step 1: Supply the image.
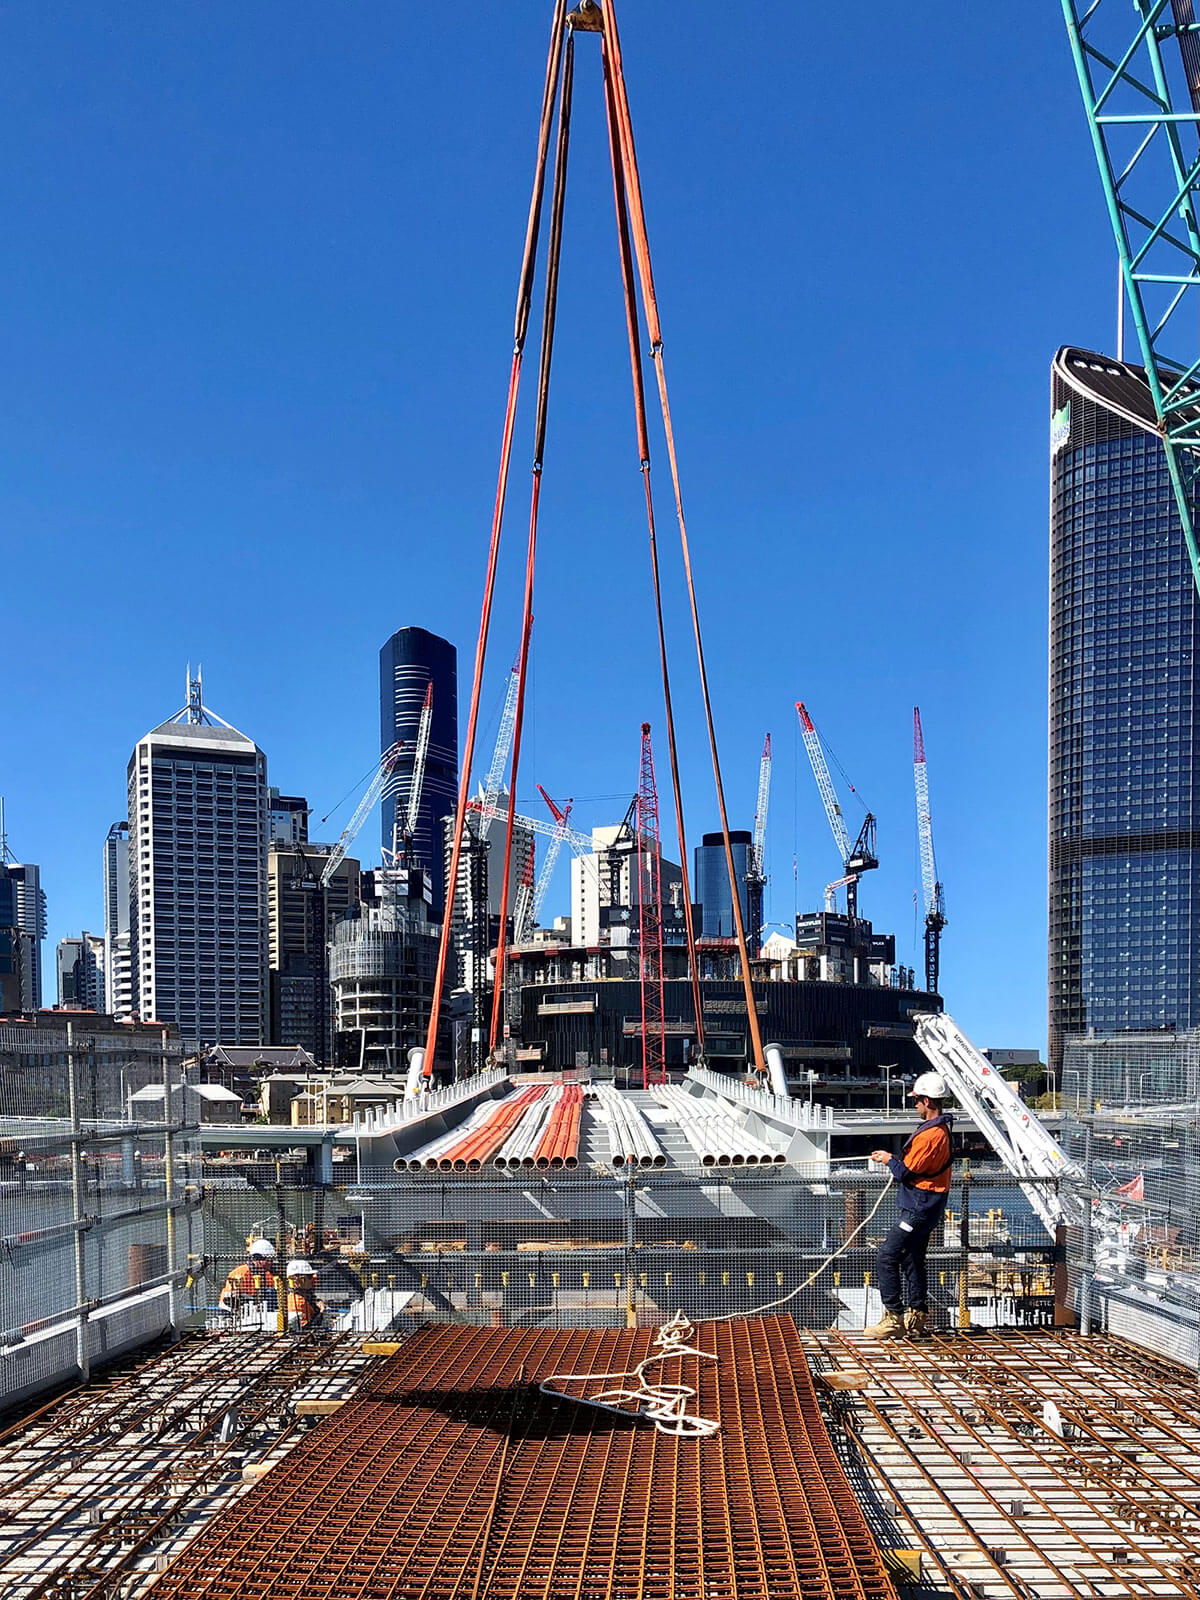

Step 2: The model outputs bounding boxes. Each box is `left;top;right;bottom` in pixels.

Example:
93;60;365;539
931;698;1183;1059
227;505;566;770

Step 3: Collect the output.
2;5;1114;1054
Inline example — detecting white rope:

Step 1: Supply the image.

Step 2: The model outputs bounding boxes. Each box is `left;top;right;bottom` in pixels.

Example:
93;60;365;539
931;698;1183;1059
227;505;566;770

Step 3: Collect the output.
539;1168;896;1439
541;1311;720;1438
710;1170;894;1322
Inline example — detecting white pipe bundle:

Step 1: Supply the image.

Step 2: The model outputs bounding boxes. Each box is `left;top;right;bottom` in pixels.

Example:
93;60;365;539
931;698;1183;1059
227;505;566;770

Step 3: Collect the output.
493;1089;560;1169
594;1085;666;1169
392;1100;498;1173
653;1085;785;1167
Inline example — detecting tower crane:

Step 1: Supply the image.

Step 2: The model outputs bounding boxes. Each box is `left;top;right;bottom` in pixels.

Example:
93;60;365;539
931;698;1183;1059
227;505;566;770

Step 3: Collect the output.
383;683;434;867
795;702;877;918
1061;1;1200;602
913;707;946;996
745;734;771;954
637;724;667;1089
478;660;521;842
524;786;574;939
320;743;403;888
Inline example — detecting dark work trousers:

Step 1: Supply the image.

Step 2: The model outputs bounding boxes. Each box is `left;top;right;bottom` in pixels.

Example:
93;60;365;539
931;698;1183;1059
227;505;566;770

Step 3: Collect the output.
876;1208;943;1313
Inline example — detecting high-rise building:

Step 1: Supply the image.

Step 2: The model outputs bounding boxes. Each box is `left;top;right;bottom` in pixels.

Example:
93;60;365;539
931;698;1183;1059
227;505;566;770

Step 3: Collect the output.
266;841;360;1059
1049;346;1200;1071
56;934;105;1010
268;790;309;845
0;866;34;1012
570;823;684;948
328;867;444;1073
103;822;134;1023
694;831;752;939
379;627;458;918
127;673;268;1044
0;805;46;1010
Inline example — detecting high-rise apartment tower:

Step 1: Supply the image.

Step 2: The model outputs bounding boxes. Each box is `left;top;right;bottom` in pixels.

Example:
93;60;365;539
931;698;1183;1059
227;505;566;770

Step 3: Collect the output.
127;674;268;1044
1049;347;1200;1070
103;821;134;1022
379;627;457;918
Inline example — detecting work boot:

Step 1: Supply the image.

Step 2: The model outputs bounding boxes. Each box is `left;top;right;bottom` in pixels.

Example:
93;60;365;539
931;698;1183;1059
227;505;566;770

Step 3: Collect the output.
864;1308;905;1340
904;1309;931;1340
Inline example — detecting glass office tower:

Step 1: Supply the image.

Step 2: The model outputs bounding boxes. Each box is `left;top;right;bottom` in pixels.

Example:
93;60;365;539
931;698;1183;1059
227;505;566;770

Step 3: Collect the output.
1048;347;1200;1072
694;831;752;939
379;627;458;920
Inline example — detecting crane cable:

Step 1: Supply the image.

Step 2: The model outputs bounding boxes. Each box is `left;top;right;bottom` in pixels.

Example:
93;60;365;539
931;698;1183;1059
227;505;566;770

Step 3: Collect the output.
490;25;575;1052
600;6;766;1074
421;1;568;1077
600;29;706;1059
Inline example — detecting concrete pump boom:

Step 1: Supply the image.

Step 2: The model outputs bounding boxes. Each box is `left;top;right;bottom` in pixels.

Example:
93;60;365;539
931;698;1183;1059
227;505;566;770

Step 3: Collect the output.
913;1010;1088;1238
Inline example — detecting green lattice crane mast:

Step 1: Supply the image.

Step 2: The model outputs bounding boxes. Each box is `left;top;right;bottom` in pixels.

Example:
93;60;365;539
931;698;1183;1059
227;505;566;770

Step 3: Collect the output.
1062;0;1200;598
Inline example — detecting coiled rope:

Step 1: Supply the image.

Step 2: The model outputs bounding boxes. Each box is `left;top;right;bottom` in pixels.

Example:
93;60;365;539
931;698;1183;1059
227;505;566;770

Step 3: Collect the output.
540;1171;895;1436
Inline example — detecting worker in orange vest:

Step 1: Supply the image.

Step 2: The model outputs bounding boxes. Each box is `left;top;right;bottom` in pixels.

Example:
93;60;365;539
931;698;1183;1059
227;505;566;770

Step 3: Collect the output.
218;1239;279;1317
865;1071;954;1342
284;1259;325;1332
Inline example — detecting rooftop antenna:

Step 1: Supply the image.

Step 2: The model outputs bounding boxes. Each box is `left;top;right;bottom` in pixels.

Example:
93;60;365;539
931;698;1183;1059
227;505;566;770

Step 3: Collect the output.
0;798;12;865
168;663;234;729
187;664;203;725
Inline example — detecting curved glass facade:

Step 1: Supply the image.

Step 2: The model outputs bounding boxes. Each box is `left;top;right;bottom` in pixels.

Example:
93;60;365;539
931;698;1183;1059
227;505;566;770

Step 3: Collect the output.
1049;349;1200;1070
379;627;458;919
695;831;751;939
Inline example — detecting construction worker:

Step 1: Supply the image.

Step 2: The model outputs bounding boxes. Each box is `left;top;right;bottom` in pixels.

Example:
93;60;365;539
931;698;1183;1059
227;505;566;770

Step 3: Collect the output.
284;1259;325;1332
865;1071;954;1341
217;1239;279;1320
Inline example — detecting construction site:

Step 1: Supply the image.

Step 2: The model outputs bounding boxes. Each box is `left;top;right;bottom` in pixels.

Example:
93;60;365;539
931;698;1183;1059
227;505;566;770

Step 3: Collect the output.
7;0;1200;1596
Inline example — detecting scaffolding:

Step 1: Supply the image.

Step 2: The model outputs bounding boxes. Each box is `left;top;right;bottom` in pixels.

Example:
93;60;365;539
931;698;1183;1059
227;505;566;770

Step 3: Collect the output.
0;1019;200;1409
1060;1030;1200;1363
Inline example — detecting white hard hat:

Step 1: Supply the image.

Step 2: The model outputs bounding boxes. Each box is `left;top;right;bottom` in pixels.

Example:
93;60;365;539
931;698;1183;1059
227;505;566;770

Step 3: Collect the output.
912;1071;948;1100
286;1259;316;1277
248;1239;276;1258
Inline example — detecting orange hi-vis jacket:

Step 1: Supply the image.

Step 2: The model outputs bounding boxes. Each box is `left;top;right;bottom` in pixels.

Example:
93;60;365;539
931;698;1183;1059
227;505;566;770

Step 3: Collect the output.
886;1113;954;1218
221;1262;278;1303
286;1287;320;1328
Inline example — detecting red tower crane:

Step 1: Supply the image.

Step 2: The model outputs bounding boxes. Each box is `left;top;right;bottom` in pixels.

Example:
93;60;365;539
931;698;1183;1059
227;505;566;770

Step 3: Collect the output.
637;723;667;1089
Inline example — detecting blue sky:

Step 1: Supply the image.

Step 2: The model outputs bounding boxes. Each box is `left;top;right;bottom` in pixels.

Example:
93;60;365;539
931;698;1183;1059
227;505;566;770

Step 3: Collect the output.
1;3;1123;1051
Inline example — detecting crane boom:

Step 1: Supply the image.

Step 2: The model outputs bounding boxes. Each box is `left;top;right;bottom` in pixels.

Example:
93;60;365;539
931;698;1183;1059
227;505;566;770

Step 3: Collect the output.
913;1011;1087;1238
404;684;434;840
529;786;573;933
752;733;772;877
913;707;947;994
796;702;851;862
321;743;403;887
479;661;521;842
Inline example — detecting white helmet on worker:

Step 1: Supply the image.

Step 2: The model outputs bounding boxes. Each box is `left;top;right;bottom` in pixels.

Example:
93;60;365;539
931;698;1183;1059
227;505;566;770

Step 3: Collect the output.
286;1259;316;1277
911;1071;948;1101
247;1239;276;1258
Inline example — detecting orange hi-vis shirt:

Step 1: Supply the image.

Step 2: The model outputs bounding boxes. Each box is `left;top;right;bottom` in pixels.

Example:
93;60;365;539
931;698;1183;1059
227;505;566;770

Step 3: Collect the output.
222;1262;277;1301
886;1113;953;1216
286;1287;318;1327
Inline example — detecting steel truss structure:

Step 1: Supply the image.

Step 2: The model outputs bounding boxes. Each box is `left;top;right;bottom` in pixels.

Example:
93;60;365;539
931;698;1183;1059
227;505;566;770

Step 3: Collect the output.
1062;0;1200;596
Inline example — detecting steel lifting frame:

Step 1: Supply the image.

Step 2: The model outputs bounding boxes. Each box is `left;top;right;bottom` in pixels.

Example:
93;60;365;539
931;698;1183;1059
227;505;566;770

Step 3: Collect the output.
1062;0;1200;597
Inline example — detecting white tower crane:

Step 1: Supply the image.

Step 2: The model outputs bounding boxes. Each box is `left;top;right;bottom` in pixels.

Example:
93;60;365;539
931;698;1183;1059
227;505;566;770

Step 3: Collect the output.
320;743;403;888
795;701;877;918
913;706;947;995
745;734;771;952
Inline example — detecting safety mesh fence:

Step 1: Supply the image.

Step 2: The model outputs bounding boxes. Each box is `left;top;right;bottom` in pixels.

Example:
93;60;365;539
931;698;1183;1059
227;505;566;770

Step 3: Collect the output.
1060;1031;1200;1365
193;1163;1061;1336
0;1022;200;1409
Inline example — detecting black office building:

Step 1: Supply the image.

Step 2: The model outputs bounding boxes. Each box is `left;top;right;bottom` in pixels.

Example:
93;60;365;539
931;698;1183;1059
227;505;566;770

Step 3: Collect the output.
379;627;458;919
1049;347;1200;1071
